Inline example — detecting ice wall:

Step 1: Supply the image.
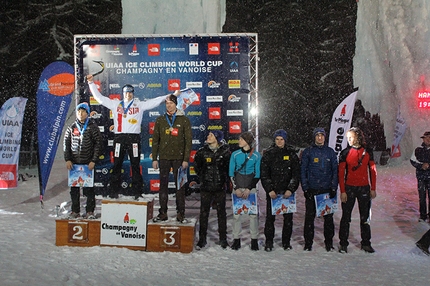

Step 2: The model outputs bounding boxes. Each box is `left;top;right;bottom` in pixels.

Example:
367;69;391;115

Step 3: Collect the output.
353;0;430;161
122;0;226;34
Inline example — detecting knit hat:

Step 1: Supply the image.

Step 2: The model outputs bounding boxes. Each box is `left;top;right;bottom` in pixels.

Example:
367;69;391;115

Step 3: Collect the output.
166;94;178;106
420;131;430;138
240;131;255;147
210;130;224;142
313;127;326;138
76;102;90;114
273;129;288;142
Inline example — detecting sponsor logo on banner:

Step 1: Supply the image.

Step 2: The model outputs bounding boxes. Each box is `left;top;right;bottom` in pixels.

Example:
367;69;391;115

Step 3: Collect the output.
209;107;221;120
168;79;180;91
227;110;244;116
229;121;242;134
149;122;155;134
163;46;186;53
228;139;240;144
228;80;241;89
148;168;160;175
230;61;239;72
186;82;203;89
150;180;160;191
187;111;202;116
208;43;220;55
106;45;123;56
206;95;223;102
109;83;120;89
192;93;201;105
228;94;241;102
147;83;162;88
208;125;223;130
149;111;160;117
229;42;240;53
189;166;196;175
189;150;197;163
192;139;201;145
189;43;199;55
90;96;100;105
192;125;206;131
129;44;140;56
109;94;121;101
149;138;152;147
148;44;160;56
208;80;221;88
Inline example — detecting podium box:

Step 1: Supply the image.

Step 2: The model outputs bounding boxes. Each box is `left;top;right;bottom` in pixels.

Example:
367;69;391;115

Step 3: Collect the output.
56;219;101;247
146;220;195;253
100;199;153;250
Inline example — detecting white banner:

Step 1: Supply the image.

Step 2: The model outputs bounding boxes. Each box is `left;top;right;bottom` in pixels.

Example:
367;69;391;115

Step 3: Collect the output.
328;90;357;156
391;106;407;157
0;97;28;189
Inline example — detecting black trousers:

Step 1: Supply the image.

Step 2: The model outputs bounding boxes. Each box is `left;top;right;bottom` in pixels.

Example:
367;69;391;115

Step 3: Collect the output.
199;189;227;240
303;192;334;247
70;187;95;214
264;194;293;245
417;179;430;220
339;185;372;247
111;134;142;196
158;160;185;215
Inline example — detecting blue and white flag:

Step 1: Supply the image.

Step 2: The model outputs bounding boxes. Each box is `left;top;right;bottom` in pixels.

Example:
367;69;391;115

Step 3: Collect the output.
0;97;28;189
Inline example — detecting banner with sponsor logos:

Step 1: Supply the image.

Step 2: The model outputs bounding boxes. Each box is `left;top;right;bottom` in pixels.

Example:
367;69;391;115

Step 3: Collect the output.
75;34;256;194
37;61;74;202
0;97;28;189
391;106;407;158
328;90;357;157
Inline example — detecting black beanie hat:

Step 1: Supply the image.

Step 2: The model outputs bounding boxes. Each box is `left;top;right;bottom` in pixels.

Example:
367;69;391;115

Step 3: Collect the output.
240;131;255;147
166;94;178;106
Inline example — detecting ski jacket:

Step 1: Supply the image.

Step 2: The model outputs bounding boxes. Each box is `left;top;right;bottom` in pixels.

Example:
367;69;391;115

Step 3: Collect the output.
338;146;377;193
229;148;261;189
301;143;338;192
410;143;430;180
88;81;166;134
64;119;102;164
194;142;231;191
151;110;192;162
260;143;300;195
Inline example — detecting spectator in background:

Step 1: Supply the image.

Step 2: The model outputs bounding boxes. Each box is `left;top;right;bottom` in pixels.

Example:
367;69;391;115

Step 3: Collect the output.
261;129;300;251
410;131;430;222
301;127;338;251
63;102;102;219
338;127;377;254
194;131;231;250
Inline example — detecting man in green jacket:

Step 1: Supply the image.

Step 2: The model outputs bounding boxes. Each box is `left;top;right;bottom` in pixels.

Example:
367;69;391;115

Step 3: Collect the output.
152;94;192;223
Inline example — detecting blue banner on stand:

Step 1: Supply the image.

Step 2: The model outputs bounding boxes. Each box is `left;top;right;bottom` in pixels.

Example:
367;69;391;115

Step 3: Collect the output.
0;97;28;189
37;61;74;201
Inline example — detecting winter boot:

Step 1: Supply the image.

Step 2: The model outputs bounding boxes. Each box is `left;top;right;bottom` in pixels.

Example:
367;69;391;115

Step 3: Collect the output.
251;239;259;251
231;239;241;250
264;241;273;252
220;240;229;249
195;236;207;250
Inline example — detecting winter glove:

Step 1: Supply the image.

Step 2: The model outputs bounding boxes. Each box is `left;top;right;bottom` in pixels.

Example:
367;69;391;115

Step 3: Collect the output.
304;190;314;200
329;189;337;199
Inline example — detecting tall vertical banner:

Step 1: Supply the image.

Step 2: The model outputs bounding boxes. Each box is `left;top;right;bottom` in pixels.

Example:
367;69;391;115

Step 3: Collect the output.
391;106;407;158
0;97;28;189
328;90;358;157
37;61;74;202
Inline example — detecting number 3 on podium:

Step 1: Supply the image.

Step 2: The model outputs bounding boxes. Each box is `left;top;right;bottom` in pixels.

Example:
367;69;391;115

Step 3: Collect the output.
160;227;181;249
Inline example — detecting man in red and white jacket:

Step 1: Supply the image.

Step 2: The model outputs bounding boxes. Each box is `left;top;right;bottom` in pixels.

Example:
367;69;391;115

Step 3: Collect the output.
86;74;179;199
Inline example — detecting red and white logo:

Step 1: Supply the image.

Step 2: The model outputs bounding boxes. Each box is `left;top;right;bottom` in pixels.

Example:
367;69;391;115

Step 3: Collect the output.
229;42;239;53
189;150;197;163
168;79;181;91
229;121;242;134
148;44;160;56
150;180;160;192
192;93;201;105
208;43;220;55
149;122;155;134
209;107;221;120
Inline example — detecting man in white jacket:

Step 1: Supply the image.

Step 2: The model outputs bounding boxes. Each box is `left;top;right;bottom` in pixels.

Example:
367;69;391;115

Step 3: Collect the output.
86;74;179;199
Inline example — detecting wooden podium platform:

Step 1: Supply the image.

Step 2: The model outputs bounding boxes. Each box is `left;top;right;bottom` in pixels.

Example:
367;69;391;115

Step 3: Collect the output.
56;219;101;247
146;219;196;253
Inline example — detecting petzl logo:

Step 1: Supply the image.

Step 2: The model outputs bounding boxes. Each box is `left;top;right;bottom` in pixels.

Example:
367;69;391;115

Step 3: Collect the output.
148;44;160;56
209;107;221;120
208;43;220;55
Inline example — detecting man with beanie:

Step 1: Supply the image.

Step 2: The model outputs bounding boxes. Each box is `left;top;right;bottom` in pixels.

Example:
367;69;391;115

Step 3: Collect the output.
86;74;179;199
152;94;192;223
64;102;102;218
229;131;262;250
301;127;338;251
410;131;430;222
261;129;300;251
194;131;231;249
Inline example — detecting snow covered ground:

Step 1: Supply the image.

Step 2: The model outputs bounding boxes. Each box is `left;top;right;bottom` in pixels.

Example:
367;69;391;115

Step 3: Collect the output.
0;158;429;286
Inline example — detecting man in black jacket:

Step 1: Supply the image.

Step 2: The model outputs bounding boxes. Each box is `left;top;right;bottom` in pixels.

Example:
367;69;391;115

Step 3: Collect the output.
64;102;102;219
261;129;300;251
194;131;231;249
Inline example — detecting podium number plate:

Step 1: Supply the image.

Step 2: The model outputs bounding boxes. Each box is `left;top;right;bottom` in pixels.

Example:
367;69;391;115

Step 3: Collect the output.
68;221;89;243
160;226;181;249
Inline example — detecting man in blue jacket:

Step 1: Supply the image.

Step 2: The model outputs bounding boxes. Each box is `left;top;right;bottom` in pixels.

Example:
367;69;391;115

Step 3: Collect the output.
301;127;338;251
